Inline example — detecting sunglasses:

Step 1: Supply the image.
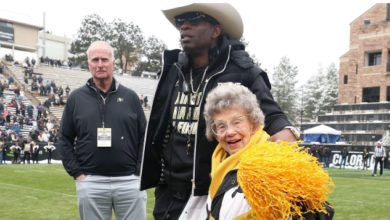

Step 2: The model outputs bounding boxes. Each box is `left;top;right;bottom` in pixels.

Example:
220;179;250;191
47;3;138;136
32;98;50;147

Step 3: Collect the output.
175;12;219;28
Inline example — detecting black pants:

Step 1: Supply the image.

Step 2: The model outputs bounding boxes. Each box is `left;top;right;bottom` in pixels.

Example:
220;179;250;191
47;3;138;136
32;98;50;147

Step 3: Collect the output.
153;184;191;220
373;157;384;175
362;159;368;170
38;111;42;118
33;152;39;163
48;152;52;163
13;153;18;163
23;152;30;163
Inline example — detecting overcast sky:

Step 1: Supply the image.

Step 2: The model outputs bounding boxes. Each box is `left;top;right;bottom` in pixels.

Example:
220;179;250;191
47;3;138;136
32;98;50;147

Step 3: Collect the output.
0;0;380;86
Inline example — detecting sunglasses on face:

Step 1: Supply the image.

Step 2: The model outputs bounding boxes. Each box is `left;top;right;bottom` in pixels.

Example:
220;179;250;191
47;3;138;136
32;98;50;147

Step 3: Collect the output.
174;12;219;28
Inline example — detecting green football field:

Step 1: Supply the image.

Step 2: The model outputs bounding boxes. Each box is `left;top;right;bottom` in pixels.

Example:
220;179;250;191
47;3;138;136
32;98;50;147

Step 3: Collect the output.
0;164;388;220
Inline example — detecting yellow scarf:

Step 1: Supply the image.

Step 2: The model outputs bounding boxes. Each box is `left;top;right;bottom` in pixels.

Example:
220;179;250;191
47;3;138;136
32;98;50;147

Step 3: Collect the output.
209;126;269;200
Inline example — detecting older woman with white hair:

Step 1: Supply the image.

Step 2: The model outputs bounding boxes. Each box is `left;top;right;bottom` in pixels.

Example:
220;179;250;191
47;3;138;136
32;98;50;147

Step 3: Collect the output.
193;83;334;220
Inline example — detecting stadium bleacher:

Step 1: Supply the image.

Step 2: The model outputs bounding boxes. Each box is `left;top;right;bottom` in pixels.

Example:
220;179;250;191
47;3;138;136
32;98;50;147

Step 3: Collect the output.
0;74;35;137
2;61;155;123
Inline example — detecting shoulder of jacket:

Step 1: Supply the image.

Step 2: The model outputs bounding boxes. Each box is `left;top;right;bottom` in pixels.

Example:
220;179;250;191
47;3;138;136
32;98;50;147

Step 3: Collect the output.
230;50;254;69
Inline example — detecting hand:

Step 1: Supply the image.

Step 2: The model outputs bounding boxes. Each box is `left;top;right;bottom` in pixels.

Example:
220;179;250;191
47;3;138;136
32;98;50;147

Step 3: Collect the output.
267;129;297;142
75;174;87;181
382;158;385;161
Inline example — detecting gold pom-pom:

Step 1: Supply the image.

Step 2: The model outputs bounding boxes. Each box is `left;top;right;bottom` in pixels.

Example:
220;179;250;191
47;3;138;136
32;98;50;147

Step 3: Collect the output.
237;141;335;220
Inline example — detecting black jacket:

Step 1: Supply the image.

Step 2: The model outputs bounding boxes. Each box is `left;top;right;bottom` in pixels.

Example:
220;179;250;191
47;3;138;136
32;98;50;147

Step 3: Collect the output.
59;78;146;179
324;148;331;157
140;35;292;196
341;149;349;158
363;150;370;160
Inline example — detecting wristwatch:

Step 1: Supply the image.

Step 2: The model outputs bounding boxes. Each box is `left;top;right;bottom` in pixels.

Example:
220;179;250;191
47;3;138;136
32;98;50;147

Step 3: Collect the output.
284;126;300;141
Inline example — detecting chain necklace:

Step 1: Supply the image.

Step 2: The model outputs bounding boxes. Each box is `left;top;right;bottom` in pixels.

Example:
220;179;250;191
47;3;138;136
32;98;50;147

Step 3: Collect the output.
190;66;209;94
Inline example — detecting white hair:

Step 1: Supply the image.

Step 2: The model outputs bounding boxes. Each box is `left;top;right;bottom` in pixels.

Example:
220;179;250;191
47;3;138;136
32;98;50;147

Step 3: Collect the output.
87;41;115;61
203;83;265;141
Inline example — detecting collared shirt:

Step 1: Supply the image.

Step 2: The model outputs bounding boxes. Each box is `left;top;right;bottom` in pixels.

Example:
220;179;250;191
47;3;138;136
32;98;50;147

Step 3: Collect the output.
374;146;386;158
90;78;116;98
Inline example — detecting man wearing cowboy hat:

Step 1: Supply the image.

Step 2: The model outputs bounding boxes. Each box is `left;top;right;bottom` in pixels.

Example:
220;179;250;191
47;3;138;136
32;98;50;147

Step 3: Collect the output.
139;3;298;219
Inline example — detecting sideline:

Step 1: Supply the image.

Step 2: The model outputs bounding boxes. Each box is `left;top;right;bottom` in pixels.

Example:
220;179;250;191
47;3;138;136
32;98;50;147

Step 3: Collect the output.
0;182;77;198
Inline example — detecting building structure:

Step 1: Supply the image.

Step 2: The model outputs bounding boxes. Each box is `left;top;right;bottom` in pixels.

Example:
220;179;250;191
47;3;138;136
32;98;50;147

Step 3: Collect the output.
0;10;43;62
302;4;390;148
38;32;73;61
339;3;390;104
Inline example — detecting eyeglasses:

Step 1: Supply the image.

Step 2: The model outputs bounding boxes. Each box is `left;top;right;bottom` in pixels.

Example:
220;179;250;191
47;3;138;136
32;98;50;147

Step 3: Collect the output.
211;115;248;136
174;12;219;28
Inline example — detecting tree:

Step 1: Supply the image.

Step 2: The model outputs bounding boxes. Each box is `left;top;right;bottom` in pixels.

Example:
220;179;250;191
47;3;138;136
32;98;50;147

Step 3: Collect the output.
322;63;339;112
132;36;167;76
302;63;338;120
239;36;264;70
69;14;110;62
271;56;299;124
108;19;143;73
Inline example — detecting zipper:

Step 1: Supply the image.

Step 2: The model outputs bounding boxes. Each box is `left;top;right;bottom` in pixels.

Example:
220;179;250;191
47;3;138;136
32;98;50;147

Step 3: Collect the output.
87;83;118;128
192;45;232;194
139;50;166;185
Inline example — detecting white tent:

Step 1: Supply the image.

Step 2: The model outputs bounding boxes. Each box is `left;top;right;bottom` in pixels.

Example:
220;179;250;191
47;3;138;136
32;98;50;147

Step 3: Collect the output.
303;124;341;144
304;124;341;135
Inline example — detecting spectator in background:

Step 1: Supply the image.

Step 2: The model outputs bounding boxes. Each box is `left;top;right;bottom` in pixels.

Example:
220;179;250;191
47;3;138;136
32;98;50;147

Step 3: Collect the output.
42;131;50;143
372;142;386;177
37;102;43;118
12;122;20;135
32;58;36;67
0;82;4;97
38;75;43;84
362;147;370;170
65;85;70;97
140;94;144;106
0;101;3;115
318;145;325;164
27;104;33;118
8;76;13;85
38;133;44;142
20;102;26;117
340;146;349;169
144;95;148;108
324;146;331;168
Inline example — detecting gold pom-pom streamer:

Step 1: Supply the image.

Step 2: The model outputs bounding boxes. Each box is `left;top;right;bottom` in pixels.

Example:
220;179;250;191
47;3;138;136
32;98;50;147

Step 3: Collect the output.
237;141;335;220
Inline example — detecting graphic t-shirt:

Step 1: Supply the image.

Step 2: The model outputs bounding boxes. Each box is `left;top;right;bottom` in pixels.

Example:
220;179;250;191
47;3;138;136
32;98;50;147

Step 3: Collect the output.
163;66;212;191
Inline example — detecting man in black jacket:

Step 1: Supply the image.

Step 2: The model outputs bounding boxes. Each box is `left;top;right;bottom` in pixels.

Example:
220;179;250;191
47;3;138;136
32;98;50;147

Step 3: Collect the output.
59;41;147;220
140;4;298;219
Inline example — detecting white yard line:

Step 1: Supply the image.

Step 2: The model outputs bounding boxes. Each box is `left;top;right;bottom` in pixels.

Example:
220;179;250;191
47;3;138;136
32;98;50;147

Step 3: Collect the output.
25;196;38;200
0;182;76;198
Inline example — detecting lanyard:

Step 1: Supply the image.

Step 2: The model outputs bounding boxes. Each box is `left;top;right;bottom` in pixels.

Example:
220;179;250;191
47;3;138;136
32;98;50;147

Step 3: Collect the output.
95;88;112;128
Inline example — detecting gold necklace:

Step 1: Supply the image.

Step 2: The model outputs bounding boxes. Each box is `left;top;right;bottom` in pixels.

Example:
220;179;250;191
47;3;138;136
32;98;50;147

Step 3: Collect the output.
190;66;209;94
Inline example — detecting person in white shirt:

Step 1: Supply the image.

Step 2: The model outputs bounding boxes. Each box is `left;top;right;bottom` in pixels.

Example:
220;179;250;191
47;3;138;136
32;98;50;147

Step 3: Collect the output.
46;121;53;131
44;142;56;164
42;131;50;142
32;142;40;164
10;143;22;164
373;142;386;177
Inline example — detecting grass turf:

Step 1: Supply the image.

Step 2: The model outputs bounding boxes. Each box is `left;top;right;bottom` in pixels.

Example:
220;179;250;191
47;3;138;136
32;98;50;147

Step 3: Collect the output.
0;164;388;220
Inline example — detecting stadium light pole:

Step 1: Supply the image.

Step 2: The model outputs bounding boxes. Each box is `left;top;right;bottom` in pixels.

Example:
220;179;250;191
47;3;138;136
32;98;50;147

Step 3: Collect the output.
42;12;46;58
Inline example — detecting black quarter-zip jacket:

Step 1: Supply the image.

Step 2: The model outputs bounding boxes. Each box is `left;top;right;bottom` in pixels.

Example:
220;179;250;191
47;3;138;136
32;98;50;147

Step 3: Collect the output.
59;78;146;179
